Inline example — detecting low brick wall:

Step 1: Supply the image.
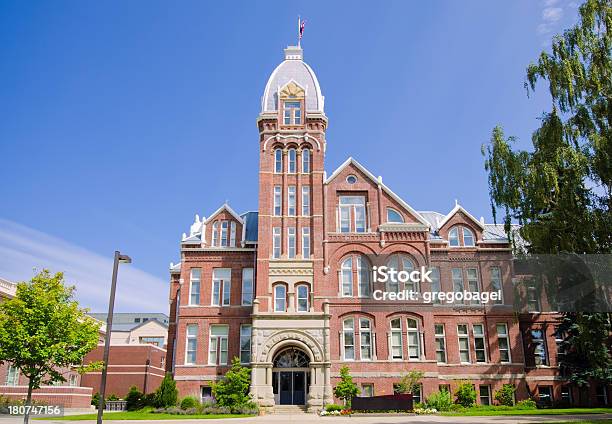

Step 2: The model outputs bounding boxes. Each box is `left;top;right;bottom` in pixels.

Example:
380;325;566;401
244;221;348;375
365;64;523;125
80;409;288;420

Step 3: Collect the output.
0;385;92;408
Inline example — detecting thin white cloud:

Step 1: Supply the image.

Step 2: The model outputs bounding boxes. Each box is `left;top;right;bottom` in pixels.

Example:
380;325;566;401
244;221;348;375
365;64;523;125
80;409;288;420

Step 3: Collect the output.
0;218;168;314
538;0;566;36
543;7;564;22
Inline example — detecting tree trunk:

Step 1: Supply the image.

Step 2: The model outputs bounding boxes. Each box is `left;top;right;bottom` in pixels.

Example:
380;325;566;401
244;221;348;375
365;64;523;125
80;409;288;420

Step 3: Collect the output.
23;380;34;424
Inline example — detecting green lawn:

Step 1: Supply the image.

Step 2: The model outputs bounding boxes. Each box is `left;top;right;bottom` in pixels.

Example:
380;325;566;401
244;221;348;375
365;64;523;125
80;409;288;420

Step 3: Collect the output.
546;420;612;424
37;411;253;420
441;407;612;417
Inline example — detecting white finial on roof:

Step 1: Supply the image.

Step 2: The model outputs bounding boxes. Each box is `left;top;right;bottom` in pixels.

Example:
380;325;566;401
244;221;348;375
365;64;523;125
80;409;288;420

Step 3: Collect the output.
455;199;459;207
480;216;485;225
377;176;383;184
170;262;174;268
182;232;187;241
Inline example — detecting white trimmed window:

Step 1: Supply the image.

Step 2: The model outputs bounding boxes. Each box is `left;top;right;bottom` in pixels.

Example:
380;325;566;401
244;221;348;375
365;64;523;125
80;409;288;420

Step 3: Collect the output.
272;227;281;259
230;221;236;247
283;101;301;125
490;267;503;304
274;285;286;312
211;222;219;246
339;196;366;233
449;227;459;247
220;221;228;246
435;324;446;363
497;323;511;363
361;384;374;397
302;186;310;216
458;324;470;363
241;268;253;306
343;318;355;360
287;227;296;259
359;318;373;360
288;148;296;173
5;365;19;386
357;256;371;297
274;185;282;216
302;227;310;258
463;227;475;246
467;268;480;304
473;324;487;363
302;149;310;173
212;268;231;306
185;324;198;364
386;208;404;223
240;325;252;364
531;329;548;365
288;186;296;216
406;318;420;360
296;284;309;312
189;269;201;305
390;318;403;360
208;325;229;365
479;385;491;405
274;148;283;173
430;267;441;303
449;226;476;247
452;268;464;303
386;254;417;292
340;257;353;297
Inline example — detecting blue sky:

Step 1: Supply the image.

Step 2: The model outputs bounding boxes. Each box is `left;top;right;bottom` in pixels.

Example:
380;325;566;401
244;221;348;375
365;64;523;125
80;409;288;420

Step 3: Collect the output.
0;0;579;313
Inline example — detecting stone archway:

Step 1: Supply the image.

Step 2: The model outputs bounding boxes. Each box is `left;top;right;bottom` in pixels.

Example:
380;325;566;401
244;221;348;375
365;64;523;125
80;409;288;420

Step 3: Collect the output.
250;329;330;411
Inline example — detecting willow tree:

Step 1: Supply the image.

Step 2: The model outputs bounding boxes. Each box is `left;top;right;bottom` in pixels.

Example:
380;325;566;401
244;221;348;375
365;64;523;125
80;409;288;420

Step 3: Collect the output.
482;0;611;386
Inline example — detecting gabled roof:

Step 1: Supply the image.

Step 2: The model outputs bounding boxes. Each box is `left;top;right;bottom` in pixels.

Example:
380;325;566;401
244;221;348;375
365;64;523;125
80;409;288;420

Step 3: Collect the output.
325;157;430;228
437;204;485;230
204;203;244;225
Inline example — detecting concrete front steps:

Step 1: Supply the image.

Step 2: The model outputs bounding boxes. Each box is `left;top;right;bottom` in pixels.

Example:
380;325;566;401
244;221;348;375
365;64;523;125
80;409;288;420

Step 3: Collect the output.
273;404;309;414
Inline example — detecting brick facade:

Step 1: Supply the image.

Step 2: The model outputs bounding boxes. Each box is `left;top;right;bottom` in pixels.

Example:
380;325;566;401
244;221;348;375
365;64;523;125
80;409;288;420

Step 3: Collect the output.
165;44;611;412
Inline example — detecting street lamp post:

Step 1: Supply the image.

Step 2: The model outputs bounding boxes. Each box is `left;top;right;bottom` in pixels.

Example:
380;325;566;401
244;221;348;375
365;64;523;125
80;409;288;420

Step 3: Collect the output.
97;251;131;424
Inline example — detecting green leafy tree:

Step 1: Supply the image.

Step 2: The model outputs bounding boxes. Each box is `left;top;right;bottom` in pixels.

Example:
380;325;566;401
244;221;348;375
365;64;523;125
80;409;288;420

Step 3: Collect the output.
454;381;476;408
482;0;612;387
153;373;178;408
333;366;359;408
0;270;101;424
211;357;252;407
394;370;424;395
494;384;516;406
424;389;453;411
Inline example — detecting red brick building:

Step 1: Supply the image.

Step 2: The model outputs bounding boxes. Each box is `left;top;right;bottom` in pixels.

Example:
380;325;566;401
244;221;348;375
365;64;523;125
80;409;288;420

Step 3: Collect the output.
166;45;611;412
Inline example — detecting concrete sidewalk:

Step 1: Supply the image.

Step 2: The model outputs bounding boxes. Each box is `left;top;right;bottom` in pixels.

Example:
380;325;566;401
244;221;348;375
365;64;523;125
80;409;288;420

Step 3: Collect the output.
1;412;609;424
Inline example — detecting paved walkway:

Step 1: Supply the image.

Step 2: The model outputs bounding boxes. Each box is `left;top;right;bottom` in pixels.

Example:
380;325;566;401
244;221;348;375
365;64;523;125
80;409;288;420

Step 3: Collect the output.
2;413;610;424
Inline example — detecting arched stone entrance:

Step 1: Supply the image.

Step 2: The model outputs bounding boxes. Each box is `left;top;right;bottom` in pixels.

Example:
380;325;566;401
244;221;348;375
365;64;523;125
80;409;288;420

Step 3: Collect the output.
272;347;310;405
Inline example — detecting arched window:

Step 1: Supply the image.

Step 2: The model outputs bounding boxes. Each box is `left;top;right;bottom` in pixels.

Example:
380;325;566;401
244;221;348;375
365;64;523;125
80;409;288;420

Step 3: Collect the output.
302;149;310;173
340;257;353;297
211;222;219;246
296;284;309;312
342;318;355;360
274;149;283;173
406;318;420;360
274;285;286;312
340;254;371;297
386;254;417;292
273;347;310;368
386;208;404;223
462;227;475;246
449;226;476;247
359;318;373;360
288;148;296;173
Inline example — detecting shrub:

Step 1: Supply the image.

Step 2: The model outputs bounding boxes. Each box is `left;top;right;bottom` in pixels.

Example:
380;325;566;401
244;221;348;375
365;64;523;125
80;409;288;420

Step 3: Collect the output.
91;392;100;408
230;404;259;415
154;373;178;408
125;386;143;411
142;393;156;407
325;403;343;412
515;399;537;410
106;394;119;401
333;366;359;407
424;389;453;411
212;357;253;408
180;396;199;410
494;384;516;406
454;381;476;407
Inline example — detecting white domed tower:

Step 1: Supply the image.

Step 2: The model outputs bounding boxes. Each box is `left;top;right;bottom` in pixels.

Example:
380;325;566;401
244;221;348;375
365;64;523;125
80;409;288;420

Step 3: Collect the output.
251;45;331;411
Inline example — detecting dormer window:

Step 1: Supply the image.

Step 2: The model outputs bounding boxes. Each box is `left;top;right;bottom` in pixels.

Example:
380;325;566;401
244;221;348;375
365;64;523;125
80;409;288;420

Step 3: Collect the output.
449;226;476;247
211;220;237;247
283;101;301;125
